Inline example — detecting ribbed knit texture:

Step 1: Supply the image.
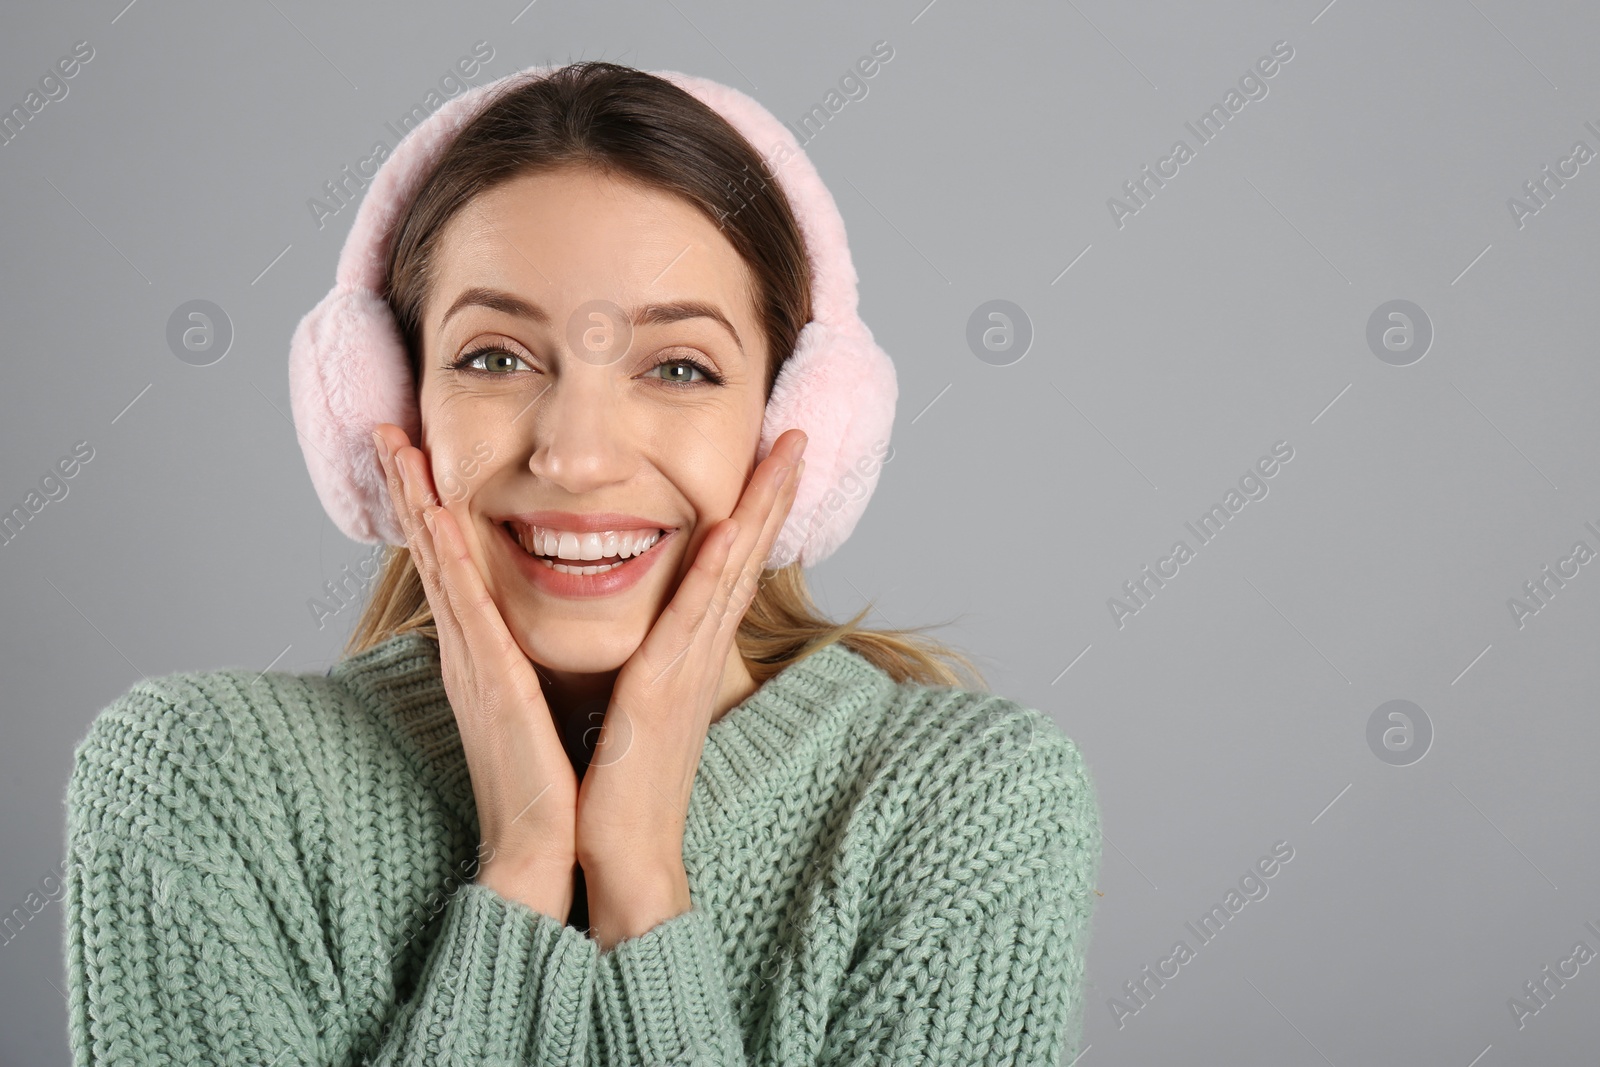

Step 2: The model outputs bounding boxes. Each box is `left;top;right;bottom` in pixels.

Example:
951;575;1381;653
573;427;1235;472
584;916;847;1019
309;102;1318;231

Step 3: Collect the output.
64;632;1101;1066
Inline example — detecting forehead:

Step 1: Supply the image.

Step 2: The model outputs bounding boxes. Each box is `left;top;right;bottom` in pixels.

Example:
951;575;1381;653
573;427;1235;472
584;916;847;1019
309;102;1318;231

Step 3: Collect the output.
425;167;756;328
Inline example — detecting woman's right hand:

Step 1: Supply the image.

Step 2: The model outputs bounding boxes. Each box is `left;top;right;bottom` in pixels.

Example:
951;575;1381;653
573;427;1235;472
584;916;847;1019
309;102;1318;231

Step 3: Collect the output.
373;424;580;920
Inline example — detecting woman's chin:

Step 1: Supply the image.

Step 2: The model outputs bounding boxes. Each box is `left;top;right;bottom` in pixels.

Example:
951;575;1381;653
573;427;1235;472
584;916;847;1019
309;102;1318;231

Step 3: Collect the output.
510;623;642;675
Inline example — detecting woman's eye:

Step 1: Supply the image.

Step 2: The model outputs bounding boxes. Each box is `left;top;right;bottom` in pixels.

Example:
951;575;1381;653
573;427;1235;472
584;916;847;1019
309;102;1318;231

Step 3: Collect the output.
454;346;529;374
652;357;721;386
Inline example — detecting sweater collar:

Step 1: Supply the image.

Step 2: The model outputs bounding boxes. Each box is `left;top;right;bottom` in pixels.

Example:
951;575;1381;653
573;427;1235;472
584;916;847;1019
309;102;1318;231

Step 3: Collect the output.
328;630;896;857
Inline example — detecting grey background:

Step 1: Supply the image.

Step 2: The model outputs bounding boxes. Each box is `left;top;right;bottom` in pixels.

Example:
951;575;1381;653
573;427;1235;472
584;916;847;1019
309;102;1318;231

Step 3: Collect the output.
3;0;1596;1063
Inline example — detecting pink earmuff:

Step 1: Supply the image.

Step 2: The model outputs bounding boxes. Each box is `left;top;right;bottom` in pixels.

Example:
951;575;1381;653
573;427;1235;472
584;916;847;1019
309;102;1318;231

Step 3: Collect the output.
288;64;897;569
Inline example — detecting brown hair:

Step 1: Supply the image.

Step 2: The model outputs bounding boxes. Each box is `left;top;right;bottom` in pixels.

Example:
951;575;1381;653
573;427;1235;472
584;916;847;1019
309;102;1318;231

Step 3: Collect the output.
343;61;984;691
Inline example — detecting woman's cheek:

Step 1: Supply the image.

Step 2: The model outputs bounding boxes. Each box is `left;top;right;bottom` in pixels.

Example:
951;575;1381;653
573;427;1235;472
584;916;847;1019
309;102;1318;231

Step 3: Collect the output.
434;438;499;504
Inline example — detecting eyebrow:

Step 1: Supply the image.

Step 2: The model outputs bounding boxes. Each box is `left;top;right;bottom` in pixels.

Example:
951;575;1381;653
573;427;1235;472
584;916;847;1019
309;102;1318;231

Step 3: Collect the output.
439;286;745;356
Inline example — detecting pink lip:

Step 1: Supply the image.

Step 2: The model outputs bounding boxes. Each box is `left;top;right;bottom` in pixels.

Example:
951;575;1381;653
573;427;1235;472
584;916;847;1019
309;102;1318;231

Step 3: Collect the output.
498;510;676;533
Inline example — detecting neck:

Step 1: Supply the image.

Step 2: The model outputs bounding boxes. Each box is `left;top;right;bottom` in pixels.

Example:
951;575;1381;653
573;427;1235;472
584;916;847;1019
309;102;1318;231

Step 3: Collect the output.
538;648;761;775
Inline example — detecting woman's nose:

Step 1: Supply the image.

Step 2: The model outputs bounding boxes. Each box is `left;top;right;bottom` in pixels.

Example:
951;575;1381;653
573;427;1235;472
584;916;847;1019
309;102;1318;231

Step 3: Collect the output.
522;368;633;493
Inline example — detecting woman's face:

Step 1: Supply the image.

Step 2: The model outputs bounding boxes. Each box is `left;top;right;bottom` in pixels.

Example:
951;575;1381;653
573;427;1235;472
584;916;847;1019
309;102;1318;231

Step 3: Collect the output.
415;166;770;674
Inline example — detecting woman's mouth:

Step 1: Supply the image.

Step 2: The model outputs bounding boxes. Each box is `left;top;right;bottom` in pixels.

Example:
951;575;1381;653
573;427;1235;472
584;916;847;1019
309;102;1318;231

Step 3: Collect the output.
495;519;680;600
504;521;669;575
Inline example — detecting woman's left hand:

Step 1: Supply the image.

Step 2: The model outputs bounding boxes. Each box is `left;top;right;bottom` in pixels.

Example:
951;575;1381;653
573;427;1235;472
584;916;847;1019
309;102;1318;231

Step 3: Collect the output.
575;428;807;942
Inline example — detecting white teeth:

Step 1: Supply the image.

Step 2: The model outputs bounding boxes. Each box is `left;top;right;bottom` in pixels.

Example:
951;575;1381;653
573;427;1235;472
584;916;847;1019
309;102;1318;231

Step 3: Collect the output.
623;530;660;558
541;559;627;575
511;524;663;563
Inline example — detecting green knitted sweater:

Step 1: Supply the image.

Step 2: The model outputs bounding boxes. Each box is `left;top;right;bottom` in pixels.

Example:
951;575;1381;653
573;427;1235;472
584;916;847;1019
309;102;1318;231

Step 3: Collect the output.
64;631;1101;1065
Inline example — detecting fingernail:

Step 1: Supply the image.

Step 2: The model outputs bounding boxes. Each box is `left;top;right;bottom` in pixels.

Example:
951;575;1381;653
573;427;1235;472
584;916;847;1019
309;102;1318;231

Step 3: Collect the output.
372;430;390;462
422;508;437;535
794;459;806;483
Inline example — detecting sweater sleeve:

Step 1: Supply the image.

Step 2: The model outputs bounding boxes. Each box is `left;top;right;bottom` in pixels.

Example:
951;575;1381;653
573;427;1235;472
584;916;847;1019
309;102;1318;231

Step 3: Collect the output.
359;883;596;1065
64;681;599;1067
590;903;747;1064
584;702;1103;1067
816;704;1103;1067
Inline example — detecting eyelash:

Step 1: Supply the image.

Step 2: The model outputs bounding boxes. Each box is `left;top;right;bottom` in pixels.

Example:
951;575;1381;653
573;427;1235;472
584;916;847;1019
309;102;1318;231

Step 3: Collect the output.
448;345;725;386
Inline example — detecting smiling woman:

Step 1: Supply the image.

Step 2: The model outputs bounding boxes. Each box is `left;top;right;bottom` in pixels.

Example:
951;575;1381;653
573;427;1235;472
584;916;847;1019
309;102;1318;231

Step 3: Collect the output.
64;61;1102;1067
350;65;970;694
398;164;783;684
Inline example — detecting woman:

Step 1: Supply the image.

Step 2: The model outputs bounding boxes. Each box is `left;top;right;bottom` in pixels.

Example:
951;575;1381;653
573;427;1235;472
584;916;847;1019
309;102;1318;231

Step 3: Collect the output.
65;61;1101;1066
